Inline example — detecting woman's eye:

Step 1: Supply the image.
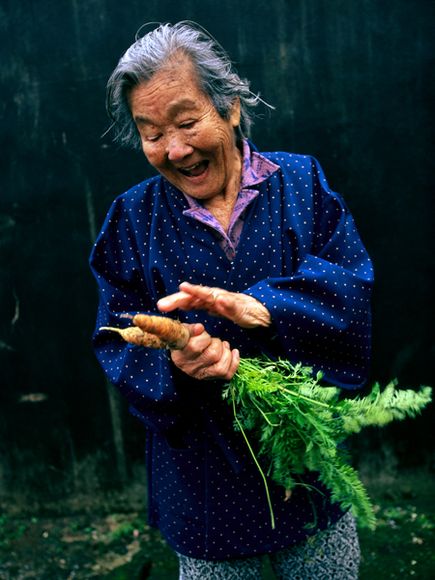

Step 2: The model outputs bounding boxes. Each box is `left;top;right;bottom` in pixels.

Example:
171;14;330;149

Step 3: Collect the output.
180;120;196;129
147;134;162;142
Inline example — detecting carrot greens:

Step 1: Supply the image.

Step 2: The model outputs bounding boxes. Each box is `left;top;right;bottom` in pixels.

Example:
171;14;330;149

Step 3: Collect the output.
223;356;432;530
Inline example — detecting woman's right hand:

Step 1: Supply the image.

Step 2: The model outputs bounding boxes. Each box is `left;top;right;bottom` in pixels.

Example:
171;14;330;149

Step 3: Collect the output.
171;323;240;381
158;282;271;328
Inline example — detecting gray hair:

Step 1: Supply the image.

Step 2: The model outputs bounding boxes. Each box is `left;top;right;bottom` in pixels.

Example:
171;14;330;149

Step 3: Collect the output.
106;21;268;149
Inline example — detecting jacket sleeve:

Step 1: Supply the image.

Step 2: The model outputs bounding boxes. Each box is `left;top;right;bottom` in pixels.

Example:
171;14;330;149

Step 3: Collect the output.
246;157;374;389
89;194;186;435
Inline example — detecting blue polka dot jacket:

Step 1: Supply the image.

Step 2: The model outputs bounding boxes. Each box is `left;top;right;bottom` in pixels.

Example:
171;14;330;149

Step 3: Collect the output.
90;142;373;560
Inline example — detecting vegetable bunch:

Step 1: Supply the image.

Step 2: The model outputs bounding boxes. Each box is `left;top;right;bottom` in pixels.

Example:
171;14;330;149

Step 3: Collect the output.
101;314;432;529
223;356;432;529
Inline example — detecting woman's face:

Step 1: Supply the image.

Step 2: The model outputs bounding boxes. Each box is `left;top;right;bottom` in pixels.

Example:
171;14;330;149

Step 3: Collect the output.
128;57;241;202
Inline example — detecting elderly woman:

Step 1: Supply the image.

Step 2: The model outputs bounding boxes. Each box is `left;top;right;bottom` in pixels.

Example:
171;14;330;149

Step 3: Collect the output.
90;22;373;579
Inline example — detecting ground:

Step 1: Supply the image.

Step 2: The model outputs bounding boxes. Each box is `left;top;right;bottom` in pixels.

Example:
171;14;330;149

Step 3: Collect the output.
1;468;434;579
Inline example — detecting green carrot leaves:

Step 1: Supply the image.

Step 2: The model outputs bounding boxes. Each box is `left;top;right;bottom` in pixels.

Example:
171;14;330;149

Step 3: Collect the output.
223;357;432;530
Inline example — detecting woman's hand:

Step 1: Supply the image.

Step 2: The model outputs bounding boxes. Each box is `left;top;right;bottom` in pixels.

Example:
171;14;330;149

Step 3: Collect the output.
171;323;240;380
157;282;271;328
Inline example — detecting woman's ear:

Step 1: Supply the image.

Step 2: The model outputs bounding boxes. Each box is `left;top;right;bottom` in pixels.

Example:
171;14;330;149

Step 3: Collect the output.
230;98;241;128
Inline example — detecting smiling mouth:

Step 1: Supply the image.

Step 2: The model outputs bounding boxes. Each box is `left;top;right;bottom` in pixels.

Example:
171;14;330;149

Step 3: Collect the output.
178;160;209;177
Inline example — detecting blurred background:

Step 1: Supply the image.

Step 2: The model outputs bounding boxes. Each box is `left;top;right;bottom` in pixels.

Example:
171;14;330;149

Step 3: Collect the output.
0;0;434;577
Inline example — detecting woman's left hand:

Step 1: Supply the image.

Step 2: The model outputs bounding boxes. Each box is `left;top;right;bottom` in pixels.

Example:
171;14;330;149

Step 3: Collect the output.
170;323;240;381
157;282;271;328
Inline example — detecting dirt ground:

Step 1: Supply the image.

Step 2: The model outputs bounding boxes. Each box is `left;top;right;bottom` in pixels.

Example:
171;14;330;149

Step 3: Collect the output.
1;468;434;579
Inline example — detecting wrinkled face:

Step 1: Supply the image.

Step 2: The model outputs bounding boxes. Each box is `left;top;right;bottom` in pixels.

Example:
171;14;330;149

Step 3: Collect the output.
128;57;241;201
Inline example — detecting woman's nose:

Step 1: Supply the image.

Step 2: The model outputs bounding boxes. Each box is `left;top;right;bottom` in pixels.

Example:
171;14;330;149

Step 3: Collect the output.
166;135;194;162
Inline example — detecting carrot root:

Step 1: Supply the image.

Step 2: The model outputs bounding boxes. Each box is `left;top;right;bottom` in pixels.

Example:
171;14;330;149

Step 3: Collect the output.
132;314;189;349
99;313;190;349
99;326;168;349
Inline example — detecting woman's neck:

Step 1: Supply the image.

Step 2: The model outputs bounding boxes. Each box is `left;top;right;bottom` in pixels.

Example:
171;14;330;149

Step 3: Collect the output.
203;146;242;232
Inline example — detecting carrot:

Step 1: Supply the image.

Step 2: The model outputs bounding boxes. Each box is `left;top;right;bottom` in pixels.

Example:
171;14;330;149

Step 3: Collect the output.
99;314;190;350
99;326;167;349
132;314;189;349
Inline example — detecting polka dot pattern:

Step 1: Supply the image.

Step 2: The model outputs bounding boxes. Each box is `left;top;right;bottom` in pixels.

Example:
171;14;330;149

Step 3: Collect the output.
89;142;373;559
177;510;360;577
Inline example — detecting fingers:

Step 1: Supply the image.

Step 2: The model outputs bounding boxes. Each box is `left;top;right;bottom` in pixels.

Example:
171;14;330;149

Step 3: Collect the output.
157;290;199;312
157;283;225;314
179;282;219;305
157;283;219;312
185;322;206;338
200;348;240;381
192;343;240;381
171;331;240;381
158;283;270;328
182;325;213;353
171;334;220;371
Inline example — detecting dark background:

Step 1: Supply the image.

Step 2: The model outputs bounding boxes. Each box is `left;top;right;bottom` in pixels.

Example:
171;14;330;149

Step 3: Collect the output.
1;0;434;509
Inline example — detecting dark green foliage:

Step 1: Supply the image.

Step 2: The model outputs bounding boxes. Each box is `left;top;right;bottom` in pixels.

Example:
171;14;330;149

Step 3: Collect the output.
223;357;432;529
